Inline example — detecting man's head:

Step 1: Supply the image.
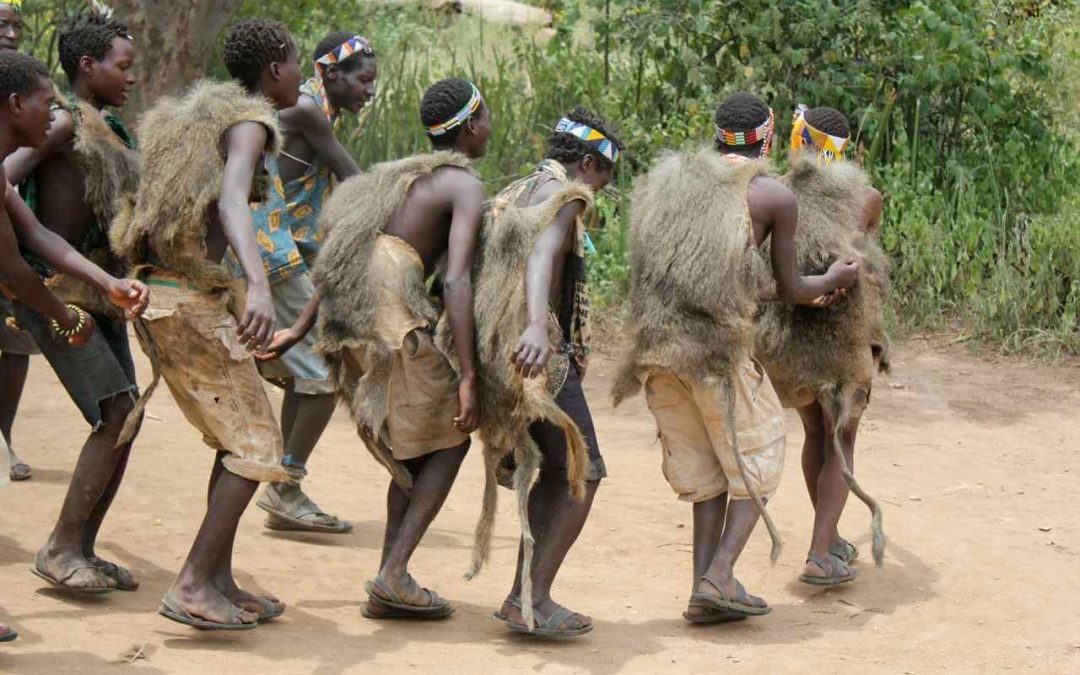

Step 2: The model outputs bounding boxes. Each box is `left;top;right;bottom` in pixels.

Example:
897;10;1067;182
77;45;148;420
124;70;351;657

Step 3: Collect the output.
224;19;302;110
0;0;23;52
790;105;850;164
714;92;774;159
0;50;54;149
546;106;623;192
58;4;134;108
314;30;377;114
420;77;491;159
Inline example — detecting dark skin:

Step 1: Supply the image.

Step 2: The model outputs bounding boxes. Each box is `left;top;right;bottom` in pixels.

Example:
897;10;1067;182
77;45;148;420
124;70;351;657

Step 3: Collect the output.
687;143;860;618
362;103;490;612
0;76;148;593
0;5;22;52
497;153;613;633
166;41;303;626
799;185;883;583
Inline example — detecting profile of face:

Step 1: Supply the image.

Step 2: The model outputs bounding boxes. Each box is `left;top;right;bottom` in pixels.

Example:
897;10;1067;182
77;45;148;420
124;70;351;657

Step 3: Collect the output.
81;36;135;108
269;40;302;110
329;56;377;114
0;6;22;51
10;78;56;148
577;153;614;193
462;101;492;159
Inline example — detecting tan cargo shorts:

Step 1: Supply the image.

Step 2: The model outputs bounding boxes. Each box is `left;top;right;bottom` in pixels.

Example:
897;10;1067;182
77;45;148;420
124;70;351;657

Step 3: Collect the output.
644;358;786;503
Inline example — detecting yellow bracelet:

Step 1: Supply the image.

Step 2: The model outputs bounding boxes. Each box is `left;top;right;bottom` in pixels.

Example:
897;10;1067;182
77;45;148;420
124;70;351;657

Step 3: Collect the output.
50;304;87;338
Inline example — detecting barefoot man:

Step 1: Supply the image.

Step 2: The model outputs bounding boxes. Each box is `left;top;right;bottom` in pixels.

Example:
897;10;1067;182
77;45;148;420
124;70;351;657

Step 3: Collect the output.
314;77;489;619
612;92;859;623
253;30;378;535
111;19;303;630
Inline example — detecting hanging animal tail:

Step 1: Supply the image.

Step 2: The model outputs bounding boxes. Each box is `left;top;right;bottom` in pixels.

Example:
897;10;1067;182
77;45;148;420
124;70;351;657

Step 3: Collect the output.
512;449;542;632
819;383;885;565
465;447;501;581
357;425;414;492
116;317;161;448
723;375;782;563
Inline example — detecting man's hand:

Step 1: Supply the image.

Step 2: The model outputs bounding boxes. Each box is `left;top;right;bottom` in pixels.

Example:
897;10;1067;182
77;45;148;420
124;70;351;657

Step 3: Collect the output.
826;259;860;291
808;287;848;308
454;376;479;434
512;322;551;379
237;285;275;352
106;278;150;319
65;309;95;348
254;326;301;362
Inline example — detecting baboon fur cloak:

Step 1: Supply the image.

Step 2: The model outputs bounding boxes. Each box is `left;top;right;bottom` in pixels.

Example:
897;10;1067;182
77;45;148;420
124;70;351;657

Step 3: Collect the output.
47;98;140;320
755;155;891;564
610;148;786;560
464;177;595;631
110;80;280;305
313;152;473;491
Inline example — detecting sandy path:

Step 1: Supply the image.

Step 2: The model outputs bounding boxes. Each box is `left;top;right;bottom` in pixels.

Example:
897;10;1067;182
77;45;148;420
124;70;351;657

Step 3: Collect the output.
1;337;1078;674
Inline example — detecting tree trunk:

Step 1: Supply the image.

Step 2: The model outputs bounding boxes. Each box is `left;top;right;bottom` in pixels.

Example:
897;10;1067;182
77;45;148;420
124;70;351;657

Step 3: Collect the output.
113;0;245;121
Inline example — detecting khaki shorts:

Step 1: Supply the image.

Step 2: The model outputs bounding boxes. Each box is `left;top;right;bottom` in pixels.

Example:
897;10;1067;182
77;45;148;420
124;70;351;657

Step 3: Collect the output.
644;358;786;503
379;328;468;461
135;278;289;483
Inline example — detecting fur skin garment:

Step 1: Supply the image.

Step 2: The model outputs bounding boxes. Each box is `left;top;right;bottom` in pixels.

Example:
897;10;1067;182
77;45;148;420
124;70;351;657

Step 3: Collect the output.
755;155;892;564
110;80;280;297
610;148;785;560
464;177;594;632
313;152;473;490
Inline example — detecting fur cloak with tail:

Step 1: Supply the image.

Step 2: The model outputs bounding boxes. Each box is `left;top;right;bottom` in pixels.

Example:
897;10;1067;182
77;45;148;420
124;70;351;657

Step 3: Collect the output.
312;152;474;491
611;148;786;560
464;178;595;632
46;98;140;320
755;155;891;564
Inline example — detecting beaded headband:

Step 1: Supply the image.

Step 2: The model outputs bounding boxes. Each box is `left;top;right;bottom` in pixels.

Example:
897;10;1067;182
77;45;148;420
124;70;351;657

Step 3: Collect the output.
554;118;620;164
715;106;775;158
0;0;21;11
314;35;374;76
789;104;849;165
426;82;483;137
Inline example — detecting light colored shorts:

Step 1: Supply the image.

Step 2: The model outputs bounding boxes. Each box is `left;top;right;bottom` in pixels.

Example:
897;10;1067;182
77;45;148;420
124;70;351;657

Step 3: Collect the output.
644;358;786;503
259;271;335;395
135;277;289;483
358;327;468;462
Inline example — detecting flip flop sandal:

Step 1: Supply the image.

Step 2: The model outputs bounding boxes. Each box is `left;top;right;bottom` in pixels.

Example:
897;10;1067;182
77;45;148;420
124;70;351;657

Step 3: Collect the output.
362;596;430;620
90;557;140;592
683;604;749;625
690;577;772;617
157;592;258;631
31;551;115;594
363;577;454;619
0;627;17;643
249;596;286;622
829;538;859;564
257;492;353;534
9;462;31;481
799;554;857;587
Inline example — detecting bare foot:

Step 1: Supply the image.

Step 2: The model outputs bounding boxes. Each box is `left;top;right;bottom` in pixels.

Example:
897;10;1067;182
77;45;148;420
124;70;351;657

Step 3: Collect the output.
34;545;115;592
168;581;258;626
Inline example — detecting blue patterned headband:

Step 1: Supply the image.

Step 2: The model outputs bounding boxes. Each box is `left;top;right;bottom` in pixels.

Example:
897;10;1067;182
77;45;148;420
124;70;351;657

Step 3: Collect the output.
426;83;483;137
554;118;620;164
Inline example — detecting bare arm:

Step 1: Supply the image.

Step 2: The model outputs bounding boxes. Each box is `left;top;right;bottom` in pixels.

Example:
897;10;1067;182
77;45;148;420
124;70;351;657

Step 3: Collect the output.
513;198;585;378
281;98;360;181
254;290;320;362
862;187;883;234
219;122;276;351
749;176;857;305
3;109;75;185
0;214;79;329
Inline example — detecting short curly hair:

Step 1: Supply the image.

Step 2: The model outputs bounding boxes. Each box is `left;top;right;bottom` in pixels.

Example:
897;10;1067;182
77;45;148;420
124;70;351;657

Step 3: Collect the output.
314;30;375;72
58;6;131;83
714;92;770;155
420;77;481;146
546;106;623;170
804;106;850;138
0;49;50;100
224;19;292;92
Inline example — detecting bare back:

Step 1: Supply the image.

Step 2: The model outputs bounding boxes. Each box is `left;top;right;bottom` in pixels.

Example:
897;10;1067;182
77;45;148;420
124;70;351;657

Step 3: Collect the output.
384;165;474;276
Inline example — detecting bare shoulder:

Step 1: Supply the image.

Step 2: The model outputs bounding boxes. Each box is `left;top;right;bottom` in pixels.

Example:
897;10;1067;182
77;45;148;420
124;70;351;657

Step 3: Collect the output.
436;165;484;199
747;174;796;219
865;186;883;210
224;120;270;153
279;95;328;130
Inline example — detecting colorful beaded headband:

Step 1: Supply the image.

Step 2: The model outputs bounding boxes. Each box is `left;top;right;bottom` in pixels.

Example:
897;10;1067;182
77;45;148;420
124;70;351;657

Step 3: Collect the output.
0;0;21;11
426;82;483;137
715;106;775;158
789;104;849;165
554;118;621;164
315;35;374;76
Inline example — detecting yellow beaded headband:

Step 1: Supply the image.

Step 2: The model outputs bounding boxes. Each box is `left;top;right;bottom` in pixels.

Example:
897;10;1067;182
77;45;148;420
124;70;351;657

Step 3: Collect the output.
0;0;21;10
790;104;850;164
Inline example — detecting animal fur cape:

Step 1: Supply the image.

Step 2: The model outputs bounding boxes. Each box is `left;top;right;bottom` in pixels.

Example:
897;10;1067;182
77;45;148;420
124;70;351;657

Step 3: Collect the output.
47;98;140;320
110;80;280;297
464;174;595;632
611;147;786;560
313;152;474;490
755;155;891;564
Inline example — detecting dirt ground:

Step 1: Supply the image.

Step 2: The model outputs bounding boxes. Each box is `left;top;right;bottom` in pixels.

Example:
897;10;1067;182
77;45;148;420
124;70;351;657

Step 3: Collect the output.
1;336;1079;674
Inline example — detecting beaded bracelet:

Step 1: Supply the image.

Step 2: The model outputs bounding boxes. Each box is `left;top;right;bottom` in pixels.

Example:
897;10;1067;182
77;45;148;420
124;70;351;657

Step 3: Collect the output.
50;304;87;338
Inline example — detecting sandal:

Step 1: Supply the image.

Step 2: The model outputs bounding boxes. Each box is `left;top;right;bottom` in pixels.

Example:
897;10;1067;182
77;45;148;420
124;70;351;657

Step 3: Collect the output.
799;553;857;587
31;550;115;594
494;597;594;638
689;576;771;617
829;538;859;564
90;557;139;592
258;487;352;534
157;592;258;631
364;576;453;619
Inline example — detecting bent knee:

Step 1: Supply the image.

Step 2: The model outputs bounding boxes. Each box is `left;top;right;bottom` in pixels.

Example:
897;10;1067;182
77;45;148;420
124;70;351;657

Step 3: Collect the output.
95;392;138;435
